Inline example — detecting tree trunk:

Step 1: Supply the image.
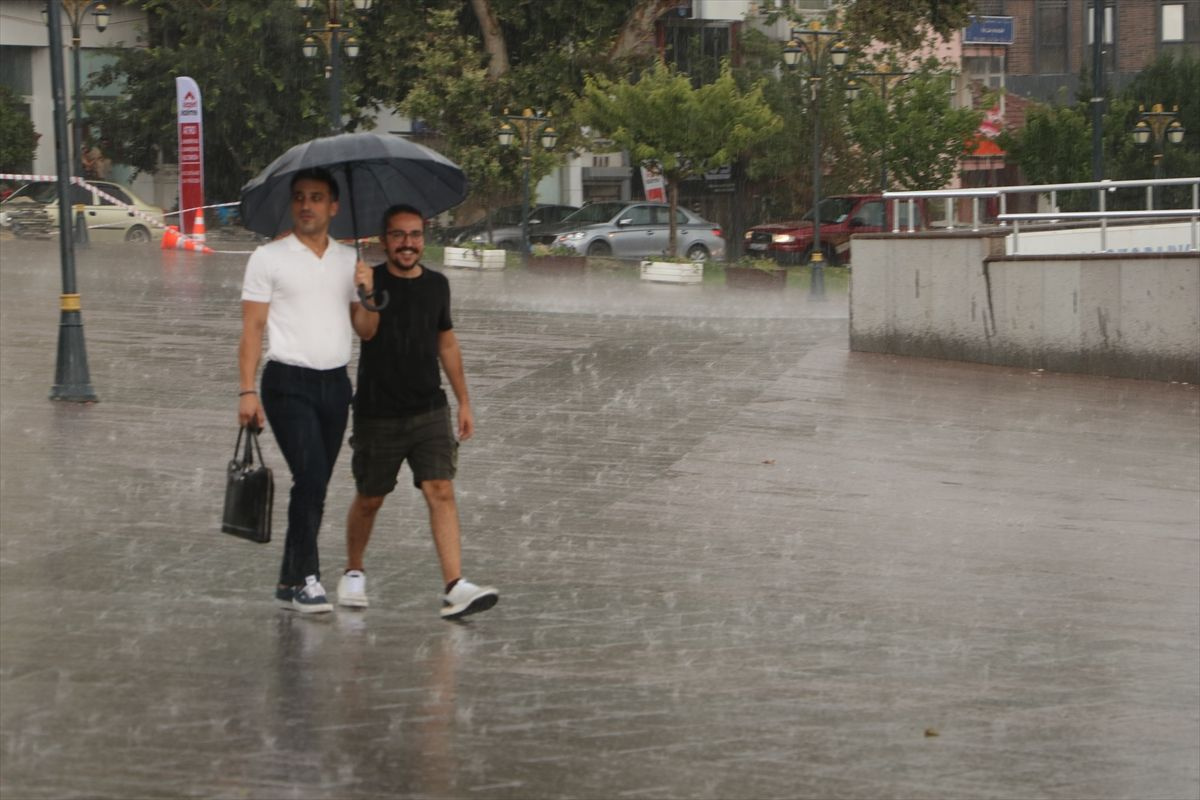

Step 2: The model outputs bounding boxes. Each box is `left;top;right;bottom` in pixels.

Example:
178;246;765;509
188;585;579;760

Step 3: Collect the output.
610;0;680;61
667;177;679;258
469;0;509;80
729;155;748;261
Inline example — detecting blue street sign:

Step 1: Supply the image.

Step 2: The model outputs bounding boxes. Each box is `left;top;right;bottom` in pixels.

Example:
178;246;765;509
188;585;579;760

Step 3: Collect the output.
964;16;1014;45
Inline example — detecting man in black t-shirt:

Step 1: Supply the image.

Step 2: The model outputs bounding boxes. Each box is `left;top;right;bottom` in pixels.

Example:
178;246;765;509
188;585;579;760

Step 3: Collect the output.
341;204;498;620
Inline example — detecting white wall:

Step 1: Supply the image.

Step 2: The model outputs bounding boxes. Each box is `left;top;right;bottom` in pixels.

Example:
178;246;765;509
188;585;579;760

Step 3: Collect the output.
850;233;1200;382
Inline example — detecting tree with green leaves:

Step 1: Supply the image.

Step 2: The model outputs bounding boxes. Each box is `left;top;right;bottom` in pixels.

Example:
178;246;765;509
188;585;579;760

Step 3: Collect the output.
846;59;983;191
0;86;38;174
87;0;355;204
575;60;781;257
354;0;637;224
1000;51;1199;210
840;0;975;51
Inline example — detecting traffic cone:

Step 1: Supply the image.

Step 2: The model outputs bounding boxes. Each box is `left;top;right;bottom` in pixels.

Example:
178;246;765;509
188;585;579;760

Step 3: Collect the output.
161;224;213;254
178;237;214;255
192;209;206;243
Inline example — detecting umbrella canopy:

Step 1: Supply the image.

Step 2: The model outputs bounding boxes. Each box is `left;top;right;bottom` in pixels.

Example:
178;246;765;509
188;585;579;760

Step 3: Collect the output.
239;132;469;240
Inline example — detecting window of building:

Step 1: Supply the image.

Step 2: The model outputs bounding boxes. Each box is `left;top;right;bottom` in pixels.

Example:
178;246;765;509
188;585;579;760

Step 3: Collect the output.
1161;1;1200;45
79;50;122;98
963;54;1006;90
663;21;733;84
1036;1;1070;74
0;46;34;96
1087;4;1114;43
1086;3;1117;73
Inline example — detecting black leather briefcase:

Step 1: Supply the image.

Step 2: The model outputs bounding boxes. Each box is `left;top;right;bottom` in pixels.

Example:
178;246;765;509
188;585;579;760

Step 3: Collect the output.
221;425;273;544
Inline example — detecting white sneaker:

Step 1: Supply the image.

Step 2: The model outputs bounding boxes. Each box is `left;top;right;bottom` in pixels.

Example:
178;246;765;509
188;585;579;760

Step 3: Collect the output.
292;575;333;614
441;579;499;620
337;570;369;608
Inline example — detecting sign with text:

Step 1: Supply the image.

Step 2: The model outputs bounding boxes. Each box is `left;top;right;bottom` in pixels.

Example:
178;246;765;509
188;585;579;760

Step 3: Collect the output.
640;164;667;203
963;16;1014;45
175;77;204;235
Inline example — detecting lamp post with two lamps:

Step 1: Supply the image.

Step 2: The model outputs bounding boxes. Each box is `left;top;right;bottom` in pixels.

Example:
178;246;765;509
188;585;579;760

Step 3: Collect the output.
1131;103;1186;208
845;64;914;193
43;1;110;178
296;0;372;134
497;108;558;262
782;20;848;299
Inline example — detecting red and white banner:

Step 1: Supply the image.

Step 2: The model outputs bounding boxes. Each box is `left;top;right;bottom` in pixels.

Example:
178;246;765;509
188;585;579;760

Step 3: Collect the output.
640;164;667;203
175;77;204;236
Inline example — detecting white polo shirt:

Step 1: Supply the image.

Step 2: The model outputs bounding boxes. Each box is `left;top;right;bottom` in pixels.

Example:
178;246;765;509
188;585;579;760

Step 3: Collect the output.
241;233;357;370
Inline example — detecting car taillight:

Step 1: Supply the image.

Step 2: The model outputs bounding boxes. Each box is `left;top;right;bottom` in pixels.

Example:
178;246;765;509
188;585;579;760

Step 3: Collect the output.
712;228;722;238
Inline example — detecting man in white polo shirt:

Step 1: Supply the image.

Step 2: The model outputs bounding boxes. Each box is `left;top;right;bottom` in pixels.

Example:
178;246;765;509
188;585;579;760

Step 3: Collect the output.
237;166;372;613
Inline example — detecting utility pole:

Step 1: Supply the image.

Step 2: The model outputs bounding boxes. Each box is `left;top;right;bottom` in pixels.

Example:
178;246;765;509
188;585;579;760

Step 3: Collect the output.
1090;1;1106;187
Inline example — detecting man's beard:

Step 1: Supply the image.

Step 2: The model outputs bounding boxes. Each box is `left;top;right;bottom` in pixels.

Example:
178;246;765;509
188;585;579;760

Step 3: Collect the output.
389;249;419;270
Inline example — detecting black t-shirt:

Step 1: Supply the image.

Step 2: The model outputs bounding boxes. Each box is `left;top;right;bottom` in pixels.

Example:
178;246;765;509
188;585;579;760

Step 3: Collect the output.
354;263;452;418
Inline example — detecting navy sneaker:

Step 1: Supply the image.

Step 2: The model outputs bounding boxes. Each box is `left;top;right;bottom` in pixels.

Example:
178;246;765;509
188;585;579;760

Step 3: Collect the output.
275;585;294;609
293;575;333;614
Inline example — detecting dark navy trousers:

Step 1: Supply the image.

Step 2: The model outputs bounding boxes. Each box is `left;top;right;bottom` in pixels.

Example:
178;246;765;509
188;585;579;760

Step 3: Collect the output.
260;360;351;587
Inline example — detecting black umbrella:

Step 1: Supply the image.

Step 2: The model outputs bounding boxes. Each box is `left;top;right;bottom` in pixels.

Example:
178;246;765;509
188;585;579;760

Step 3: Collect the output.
239;132;470;309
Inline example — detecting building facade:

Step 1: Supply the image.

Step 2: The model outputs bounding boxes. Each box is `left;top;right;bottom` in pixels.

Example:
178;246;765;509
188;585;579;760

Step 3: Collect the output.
0;2;171;207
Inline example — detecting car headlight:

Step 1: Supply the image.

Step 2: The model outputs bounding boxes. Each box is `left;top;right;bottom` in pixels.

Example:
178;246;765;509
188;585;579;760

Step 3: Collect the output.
772;233;796;244
556;231;586;242
743;231;753;240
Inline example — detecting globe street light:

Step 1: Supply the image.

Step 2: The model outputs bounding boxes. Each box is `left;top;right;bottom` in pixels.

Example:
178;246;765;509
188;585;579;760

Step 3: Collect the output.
43;1;109;178
296;0;372;133
497;108;558;262
782;20;847;299
1131;103;1186;208
845;64;913;193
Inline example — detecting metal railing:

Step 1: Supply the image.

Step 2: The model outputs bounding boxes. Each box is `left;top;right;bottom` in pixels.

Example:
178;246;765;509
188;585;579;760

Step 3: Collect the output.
884;177;1200;253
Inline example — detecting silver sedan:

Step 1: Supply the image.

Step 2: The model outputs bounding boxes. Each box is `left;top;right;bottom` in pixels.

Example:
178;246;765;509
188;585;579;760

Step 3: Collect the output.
534;202;725;261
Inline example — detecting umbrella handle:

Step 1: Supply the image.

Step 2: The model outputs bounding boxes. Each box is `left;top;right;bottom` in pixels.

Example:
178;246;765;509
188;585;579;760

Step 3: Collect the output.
358;284;389;312
353;238;389;311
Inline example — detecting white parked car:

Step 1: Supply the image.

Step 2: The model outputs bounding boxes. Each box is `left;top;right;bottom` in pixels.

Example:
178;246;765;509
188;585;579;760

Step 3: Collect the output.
0;180;165;243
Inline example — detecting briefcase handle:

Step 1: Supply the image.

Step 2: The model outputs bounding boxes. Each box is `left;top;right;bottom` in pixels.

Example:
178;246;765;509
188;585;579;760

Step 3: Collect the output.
233;424;265;468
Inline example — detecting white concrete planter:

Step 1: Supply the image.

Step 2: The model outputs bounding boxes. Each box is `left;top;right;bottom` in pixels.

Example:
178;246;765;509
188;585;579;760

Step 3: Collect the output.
640;260;703;285
443;246;506;270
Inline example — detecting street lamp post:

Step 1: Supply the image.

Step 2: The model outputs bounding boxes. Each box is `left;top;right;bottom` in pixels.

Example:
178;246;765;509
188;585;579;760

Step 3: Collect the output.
845;65;913;193
497;108;558;262
1131;103;1186;208
45;1;97;402
783;20;847;300
43;2;110;178
296;0;372;134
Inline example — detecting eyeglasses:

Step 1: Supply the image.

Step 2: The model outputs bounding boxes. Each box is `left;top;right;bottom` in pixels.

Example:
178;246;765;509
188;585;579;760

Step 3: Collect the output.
385;229;424;242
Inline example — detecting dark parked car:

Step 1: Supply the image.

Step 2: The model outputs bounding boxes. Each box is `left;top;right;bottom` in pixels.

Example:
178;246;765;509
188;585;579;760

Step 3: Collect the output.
457;203;579;250
532;201;725;261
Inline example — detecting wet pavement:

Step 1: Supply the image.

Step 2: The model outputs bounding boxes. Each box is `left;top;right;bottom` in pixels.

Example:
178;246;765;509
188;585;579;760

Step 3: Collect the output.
1;238;1197;800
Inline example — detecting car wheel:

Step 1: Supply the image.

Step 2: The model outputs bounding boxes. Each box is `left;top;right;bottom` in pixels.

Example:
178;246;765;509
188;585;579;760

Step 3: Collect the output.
685;244;709;262
586;240;611;257
125;225;152;243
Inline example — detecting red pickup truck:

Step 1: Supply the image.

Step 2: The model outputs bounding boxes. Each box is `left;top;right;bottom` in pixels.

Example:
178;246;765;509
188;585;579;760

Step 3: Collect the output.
744;194;928;266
